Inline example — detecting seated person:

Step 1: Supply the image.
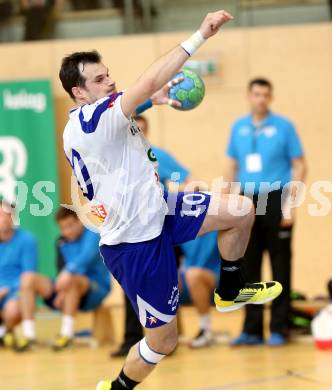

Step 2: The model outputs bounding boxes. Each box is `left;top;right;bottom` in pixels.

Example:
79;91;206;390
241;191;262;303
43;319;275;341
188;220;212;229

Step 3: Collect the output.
180;231;220;348
16;207;111;351
0;201;38;348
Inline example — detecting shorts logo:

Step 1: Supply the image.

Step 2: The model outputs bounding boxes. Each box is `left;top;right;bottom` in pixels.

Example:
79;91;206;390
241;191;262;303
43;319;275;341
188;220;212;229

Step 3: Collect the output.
147;316;158;326
168;286;179;312
136;295;175;328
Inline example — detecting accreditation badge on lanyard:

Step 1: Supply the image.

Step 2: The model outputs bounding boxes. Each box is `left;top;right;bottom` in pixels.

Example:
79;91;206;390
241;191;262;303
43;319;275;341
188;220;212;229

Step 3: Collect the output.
245;126;263;173
246;153;262;172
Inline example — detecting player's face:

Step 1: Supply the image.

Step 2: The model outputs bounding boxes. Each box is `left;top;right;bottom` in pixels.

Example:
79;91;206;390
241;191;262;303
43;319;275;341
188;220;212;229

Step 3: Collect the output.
58;216;84;242
0;207;13;238
248;85;272;115
79;62;117;104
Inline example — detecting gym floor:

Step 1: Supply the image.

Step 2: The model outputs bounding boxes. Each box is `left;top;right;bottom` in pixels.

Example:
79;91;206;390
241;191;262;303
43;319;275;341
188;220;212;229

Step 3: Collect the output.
1;307;331;390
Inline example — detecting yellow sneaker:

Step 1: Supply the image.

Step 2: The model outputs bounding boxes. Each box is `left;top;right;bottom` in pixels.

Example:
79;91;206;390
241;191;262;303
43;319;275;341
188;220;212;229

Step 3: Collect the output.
0;332;15;348
52;335;72;351
15;336;36;352
214;281;283;313
96;381;112;390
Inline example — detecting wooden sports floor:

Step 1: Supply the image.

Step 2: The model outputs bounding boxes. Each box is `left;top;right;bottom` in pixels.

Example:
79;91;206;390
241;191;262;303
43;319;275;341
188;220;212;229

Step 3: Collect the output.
1;307;332;390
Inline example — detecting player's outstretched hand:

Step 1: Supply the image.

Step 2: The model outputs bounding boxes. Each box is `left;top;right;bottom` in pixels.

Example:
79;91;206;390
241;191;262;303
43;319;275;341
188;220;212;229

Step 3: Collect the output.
151;76;184;108
199;10;233;39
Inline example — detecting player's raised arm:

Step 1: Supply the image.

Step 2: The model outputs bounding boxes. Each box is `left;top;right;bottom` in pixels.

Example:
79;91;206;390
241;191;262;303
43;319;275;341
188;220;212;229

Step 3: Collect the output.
121;10;233;118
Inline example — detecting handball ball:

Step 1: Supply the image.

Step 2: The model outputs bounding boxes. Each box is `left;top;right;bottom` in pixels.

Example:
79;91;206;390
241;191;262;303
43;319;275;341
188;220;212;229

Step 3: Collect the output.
168;69;205;111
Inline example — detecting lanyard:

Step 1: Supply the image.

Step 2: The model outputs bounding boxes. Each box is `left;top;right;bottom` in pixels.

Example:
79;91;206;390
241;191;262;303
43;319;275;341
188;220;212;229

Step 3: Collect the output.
251;125;261;154
250;113;270;153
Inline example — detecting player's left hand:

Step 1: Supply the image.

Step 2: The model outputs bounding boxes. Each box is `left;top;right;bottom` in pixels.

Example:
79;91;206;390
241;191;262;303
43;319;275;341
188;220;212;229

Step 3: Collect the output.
151;77;184;108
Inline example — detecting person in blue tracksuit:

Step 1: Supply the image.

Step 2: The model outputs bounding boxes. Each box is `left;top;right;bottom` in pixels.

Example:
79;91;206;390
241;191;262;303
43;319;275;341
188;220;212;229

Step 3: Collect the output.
16;207;111;351
224;78;306;346
0;201;38;348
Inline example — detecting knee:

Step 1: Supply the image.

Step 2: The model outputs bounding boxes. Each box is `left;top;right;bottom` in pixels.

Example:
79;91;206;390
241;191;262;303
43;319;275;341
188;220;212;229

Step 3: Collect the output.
55;274;74;292
186;268;203;286
3;302;21;325
20;272;37;291
239;196;255;227
148;329;178;355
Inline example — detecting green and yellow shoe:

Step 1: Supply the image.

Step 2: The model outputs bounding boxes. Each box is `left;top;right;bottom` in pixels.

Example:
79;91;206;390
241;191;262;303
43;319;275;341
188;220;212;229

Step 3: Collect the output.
0;332;15;349
214;281;283;313
15;336;36;352
52;335;72;351
96;380;112;390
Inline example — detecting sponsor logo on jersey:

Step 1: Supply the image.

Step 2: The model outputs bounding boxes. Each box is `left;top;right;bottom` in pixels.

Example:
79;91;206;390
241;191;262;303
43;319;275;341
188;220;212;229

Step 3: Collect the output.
130;122;141;136
147;148;157;162
91;204;108;222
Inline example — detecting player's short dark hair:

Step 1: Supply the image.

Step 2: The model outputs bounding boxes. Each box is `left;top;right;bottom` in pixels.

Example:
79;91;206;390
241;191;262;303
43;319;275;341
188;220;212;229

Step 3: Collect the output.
55;207;78;222
59;50;102;100
248;78;273;91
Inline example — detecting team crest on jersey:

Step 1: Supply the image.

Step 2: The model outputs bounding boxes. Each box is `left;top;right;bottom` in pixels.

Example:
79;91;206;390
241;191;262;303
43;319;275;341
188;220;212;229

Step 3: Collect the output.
147;148;157;162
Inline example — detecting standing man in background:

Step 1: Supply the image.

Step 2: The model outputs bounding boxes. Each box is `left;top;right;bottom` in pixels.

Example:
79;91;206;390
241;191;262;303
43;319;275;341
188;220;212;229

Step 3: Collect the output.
225;78;307;346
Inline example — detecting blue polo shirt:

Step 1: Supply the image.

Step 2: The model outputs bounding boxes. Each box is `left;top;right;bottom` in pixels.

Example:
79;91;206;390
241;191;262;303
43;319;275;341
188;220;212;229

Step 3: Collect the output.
0;229;38;290
153;146;190;187
58;228;110;291
181;231;220;275
227;112;304;194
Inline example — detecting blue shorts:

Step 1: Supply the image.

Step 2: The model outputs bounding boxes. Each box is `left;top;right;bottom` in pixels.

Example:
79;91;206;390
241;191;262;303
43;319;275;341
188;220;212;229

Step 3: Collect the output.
100;191;211;329
44;280;109;312
0;287;19;311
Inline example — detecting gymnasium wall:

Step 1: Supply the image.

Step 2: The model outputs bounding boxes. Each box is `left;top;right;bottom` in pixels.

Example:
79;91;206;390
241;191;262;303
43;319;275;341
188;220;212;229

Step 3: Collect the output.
1;23;331;296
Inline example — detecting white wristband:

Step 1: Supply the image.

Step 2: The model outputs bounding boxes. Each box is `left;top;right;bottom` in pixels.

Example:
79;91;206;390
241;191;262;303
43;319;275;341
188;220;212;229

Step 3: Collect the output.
181;30;205;56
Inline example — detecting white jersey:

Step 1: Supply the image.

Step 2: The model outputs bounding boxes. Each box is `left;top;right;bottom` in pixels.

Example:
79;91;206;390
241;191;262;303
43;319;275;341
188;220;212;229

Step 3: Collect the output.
63;93;168;245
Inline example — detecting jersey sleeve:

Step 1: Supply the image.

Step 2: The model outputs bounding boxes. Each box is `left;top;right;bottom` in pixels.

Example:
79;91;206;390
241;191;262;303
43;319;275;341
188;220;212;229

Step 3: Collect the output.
286;121;304;159
21;234;38;273
79;93;130;142
63;232;100;275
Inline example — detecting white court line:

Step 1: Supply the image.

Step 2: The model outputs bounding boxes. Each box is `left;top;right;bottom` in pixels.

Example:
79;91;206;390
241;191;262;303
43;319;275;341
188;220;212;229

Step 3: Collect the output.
201;366;332;390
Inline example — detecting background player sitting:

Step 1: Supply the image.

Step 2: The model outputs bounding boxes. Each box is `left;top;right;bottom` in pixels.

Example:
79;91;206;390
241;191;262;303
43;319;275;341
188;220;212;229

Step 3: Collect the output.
15;207;111;351
0;201;38;349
